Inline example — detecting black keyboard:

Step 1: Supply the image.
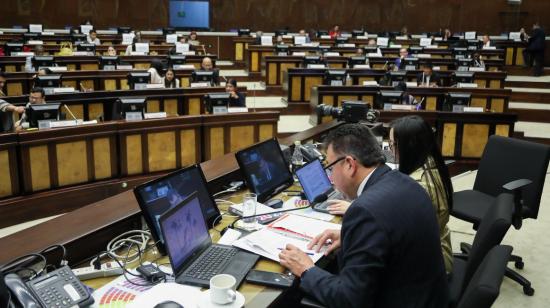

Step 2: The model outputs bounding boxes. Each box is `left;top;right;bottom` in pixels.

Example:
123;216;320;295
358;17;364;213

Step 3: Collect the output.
183;246;238;280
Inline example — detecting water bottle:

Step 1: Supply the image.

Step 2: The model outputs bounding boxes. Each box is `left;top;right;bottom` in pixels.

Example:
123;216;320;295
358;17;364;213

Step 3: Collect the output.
291;140;304;174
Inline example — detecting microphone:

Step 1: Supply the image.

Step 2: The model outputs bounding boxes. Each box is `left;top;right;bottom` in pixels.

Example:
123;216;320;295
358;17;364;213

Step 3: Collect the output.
227;193;329;230
63;104;78;121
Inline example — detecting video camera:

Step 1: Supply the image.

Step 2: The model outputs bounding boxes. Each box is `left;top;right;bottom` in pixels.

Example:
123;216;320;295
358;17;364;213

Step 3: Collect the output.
315;101;379;123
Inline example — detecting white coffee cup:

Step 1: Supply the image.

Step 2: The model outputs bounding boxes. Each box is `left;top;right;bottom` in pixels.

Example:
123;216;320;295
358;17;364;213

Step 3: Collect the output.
210;274;237;305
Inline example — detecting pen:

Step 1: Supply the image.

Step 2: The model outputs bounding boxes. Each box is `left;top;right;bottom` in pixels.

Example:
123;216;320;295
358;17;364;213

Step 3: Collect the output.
278;248;314;256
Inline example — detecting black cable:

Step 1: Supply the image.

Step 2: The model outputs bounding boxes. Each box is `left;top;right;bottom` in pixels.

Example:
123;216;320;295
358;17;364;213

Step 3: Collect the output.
0;253;47;277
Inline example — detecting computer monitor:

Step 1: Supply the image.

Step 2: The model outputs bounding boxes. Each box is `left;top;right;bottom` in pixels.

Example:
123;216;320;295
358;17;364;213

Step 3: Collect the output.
351;30;365;37
456;58;473;71
100;56;119;70
275;44;289;56
318;45;331;54
453;47;469;59
409;46;423;55
453;71;475;84
133;164;221;255
324;69;347;86
118;26;132;34
204;93;230;114
303;55;322;67
335;37;348;45
376;90;403;109
275;29;288;37
118;97;146;118
191;70;216;85
34;75;62;88
235;138;294;203
32;56;55;70
444;92;471;112
364;46;378;54
26;102;61;128
238;29;251;36
467;39;480;50
402;57;419;70
163;27;176;35
316;30;329;37
4;43;23;56
389;71;407;86
127;72;150;90
71;33;87;44
168;55;186;68
76;43;96;53
23;33;40;41
348;56;366;68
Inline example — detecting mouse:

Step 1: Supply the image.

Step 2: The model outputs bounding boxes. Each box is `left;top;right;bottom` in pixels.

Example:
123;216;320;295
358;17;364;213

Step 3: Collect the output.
154;300;184;308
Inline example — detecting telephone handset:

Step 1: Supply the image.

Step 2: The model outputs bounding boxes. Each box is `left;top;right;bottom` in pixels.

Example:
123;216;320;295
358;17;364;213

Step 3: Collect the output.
4;265;94;308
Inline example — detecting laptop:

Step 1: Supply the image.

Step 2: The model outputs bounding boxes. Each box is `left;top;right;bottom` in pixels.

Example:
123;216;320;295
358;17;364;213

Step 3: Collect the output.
295;159;343;213
159;191;259;288
133;164;221;255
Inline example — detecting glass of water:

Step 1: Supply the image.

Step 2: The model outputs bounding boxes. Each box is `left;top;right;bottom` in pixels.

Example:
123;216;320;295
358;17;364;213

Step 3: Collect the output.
242;193;257;230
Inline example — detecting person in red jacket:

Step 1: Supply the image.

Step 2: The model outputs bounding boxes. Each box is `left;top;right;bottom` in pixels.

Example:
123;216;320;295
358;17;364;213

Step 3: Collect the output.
329;25;341;39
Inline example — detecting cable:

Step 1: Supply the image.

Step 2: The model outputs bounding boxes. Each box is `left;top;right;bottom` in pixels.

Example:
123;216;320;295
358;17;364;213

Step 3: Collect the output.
90;230;151;267
40;244;68;266
0;253;48;279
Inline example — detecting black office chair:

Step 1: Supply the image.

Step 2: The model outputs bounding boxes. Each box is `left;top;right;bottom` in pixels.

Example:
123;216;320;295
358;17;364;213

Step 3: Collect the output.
451;135;550;296
449;193;514;307
456;245;513;308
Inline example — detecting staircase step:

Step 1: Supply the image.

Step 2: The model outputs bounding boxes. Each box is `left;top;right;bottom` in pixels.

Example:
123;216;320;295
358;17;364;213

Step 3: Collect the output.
507;87;550;103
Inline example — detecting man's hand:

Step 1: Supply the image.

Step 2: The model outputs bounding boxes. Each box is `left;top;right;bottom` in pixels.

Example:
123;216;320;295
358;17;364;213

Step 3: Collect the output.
327;200;351;216
307;229;341;255
279;244;314;277
13;106;25;114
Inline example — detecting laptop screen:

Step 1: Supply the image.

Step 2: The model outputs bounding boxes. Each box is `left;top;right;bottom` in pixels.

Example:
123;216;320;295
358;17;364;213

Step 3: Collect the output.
160;192;211;272
235;138;293;203
296;159;332;202
133;164;220;253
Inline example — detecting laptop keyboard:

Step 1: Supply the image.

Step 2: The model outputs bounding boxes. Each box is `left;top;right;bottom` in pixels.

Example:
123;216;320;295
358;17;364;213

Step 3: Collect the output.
183;246;238;280
314;190;343;212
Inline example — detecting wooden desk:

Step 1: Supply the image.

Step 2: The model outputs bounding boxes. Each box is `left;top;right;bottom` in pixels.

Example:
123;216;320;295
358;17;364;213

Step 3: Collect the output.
0;112;279;227
0;120;342;307
286;68;509;103
0;54;216;74
233;37;257;62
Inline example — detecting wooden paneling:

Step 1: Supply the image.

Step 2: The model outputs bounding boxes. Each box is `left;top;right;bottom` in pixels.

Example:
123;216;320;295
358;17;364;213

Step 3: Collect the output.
7;83;22;96
93;138;112;180
291;77;302;102
470;98;487;109
235;43;244;61
180;129;197;166
89;103;104;121
164;99;179;116
259;124;274;141
304;77;323;102
426;97;437;111
461;124;489;158
0;151;12;197
56;141;89;186
209;127;225;159
147;131;176;172
104;80;117;91
147;100;160;113
68;104;85;120
230;125;254;152
29;146;51;191
491;98;505;112
125;135;143;175
188;98;201;115
441;123;457;157
495;124;510;137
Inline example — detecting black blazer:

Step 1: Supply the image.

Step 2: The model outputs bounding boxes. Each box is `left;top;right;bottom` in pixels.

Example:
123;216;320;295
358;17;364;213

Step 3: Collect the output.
229;92;246;107
300;165;449;308
528;28;546;51
416;71;441;86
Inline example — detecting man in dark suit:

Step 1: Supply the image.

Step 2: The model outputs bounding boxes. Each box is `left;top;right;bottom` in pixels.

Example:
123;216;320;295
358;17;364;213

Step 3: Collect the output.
522;23;546;77
417;64;441;87
279;124;448;308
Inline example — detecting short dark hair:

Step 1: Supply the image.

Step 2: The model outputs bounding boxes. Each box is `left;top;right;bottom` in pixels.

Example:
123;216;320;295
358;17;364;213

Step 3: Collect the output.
30;87;45;98
227;78;238;88
325;123;384;168
89;29;97;35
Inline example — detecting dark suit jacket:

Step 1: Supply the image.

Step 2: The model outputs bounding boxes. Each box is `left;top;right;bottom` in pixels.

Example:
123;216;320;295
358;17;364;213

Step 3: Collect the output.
416;71;441;86
528;28;546;51
300;165;449;308
229;92;246;107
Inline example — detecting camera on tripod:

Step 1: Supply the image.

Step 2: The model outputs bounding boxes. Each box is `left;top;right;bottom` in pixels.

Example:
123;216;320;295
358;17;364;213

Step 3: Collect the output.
315;101;378;123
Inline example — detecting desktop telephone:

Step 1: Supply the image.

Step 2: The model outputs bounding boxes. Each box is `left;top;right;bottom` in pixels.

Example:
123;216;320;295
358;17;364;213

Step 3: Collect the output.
3;265;94;308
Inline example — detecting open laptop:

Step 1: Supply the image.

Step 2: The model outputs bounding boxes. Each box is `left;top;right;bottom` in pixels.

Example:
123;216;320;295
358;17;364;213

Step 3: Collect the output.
295;159;343;213
159;191;259;288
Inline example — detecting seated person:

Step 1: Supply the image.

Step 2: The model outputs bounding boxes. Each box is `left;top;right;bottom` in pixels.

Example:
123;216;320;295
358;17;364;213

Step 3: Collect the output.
400;26;409;37
148;59;164;84
482;35;491;48
355;48;364;56
395;48;409;69
416;64;440;87
472;52;485;68
0;71;7;96
125;32;144;55
163;68;180;88
225;79;245;107
395;82;417;105
443;28;453;41
198;57;220;86
34;45;46;56
298;29;311;43
276;35;285;45
106;46;117;56
15;87;46;131
0;98;25;133
87;29;101;45
329;25;341;39
254;31;263;45
188;31;200;46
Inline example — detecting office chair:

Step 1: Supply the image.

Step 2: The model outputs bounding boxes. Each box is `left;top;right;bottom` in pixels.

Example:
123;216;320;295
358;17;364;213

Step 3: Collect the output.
451;135;550;296
456;245;513;308
449;193;513;307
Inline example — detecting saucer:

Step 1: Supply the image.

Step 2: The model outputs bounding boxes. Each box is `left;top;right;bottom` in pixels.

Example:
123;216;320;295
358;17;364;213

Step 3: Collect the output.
198;290;245;308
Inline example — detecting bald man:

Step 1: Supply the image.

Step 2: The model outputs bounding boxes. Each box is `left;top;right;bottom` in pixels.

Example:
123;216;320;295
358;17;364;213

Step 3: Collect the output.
199;57;220;86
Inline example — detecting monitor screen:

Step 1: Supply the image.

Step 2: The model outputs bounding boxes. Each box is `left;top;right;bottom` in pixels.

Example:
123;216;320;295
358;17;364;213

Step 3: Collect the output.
235;138;293;203
160;192;211;273
295;159;332;203
27;103;61;128
133;164;220;254
169;0;210;29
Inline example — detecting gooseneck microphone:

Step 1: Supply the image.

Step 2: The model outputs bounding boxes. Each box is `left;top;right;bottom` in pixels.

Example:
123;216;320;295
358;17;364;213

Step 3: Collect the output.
228;193;329;230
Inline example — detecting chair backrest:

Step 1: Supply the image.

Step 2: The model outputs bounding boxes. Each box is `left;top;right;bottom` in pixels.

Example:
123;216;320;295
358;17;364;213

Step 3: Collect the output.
457;245;513;308
474;135;550;219
462;193;513;296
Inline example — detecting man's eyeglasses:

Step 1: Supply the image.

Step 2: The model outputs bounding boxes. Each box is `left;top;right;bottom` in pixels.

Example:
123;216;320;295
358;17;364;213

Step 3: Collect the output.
324;156;346;173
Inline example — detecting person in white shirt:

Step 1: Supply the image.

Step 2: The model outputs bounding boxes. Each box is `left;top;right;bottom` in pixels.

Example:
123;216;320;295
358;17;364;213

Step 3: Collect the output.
163;68;180;88
482;35;491;48
148;59;164;84
87;30;101;46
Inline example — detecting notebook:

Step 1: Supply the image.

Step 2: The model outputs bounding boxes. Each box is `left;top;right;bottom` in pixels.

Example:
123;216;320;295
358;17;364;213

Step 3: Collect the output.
159;192;259;288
